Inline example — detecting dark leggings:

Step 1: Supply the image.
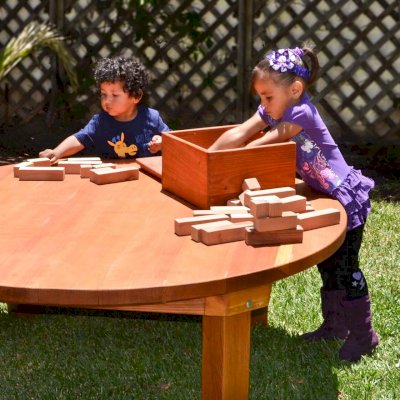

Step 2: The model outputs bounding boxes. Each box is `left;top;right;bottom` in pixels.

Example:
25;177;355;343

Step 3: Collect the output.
317;224;369;300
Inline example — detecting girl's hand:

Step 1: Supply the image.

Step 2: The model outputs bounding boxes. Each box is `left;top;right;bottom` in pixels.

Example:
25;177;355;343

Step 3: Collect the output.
245;121;303;147
148;135;162;154
208;112;267;151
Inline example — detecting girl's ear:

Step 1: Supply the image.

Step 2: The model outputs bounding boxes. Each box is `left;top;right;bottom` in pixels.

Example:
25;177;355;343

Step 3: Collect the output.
290;80;304;100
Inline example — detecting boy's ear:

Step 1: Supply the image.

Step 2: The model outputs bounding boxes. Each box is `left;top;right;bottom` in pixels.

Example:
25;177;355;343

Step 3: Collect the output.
133;90;143;104
290;80;304;99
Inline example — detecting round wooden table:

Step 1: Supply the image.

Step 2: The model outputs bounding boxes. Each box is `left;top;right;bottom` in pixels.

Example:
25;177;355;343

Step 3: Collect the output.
0;161;346;399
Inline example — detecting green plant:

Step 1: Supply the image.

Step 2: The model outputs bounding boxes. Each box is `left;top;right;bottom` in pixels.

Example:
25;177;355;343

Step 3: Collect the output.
113;0;214;60
0;21;77;89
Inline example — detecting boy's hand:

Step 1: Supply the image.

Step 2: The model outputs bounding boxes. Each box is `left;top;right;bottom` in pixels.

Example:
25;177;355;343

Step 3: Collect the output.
147;135;162;154
39;149;60;164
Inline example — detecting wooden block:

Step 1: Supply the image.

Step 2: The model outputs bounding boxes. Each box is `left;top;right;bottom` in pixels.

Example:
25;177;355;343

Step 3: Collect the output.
14;161;33;178
175;214;229;236
200;221;254;246
192;206;248;216
298;205;315;213
19;167;65;181
243;187;296;207
92;162;116;169
90;166;140;185
58;160;103;174
27;157;51;166
238;190;248;206
80;163;117;178
135;156;162;179
242;178;261;191
249;198;268;218
297;208;340;231
245;225;303;246
253;211;298;232
281;195;307;213
191;220;233;242
230;213;254;223
209;206;249;214
227;198;242;206
249;195;282;218
60;162;83;174
80;164;95;178
68;157;101;161
193;209;223;216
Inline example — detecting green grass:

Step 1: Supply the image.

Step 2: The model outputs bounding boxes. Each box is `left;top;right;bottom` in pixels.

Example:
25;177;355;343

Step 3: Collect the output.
252;194;400;400
0;189;398;399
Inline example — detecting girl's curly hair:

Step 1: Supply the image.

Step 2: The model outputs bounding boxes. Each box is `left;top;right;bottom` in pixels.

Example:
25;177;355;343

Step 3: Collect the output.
94;57;149;99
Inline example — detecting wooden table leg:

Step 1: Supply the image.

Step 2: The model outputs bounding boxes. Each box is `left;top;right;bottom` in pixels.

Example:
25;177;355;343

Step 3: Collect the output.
202;312;251;400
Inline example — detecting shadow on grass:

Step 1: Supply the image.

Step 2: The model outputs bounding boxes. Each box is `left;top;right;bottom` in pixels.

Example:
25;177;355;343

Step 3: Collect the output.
0;306;350;399
250;325;343;399
0;308;202;400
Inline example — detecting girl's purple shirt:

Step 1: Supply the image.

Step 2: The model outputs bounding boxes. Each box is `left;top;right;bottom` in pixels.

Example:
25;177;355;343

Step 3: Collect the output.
258;93;351;194
257;93;374;230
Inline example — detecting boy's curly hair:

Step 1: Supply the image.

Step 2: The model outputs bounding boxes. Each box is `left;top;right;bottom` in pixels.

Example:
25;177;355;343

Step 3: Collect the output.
94;57;149;99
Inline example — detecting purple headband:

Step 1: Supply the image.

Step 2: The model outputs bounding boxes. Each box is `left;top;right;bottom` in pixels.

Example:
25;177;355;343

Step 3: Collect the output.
266;47;310;81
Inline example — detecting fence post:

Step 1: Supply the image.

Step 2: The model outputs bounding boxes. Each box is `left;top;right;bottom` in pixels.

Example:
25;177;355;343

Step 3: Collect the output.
237;0;253;122
47;0;65;126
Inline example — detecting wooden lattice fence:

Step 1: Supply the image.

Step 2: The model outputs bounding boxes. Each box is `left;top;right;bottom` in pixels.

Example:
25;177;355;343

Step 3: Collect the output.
0;0;399;143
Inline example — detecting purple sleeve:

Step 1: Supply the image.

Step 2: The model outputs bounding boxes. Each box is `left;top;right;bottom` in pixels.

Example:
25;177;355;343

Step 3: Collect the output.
281;100;313;129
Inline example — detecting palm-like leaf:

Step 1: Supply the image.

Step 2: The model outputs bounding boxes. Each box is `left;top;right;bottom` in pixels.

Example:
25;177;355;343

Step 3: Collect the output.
0;21;77;89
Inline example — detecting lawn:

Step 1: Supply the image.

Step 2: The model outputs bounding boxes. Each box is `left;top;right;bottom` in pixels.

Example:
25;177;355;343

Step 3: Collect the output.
0;179;398;399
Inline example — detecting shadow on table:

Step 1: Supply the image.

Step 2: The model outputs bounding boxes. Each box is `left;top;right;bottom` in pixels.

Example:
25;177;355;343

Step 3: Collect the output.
250;325;343;399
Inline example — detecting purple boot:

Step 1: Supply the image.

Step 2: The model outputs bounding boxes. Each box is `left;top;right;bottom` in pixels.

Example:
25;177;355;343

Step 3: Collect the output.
339;295;379;362
301;289;349;341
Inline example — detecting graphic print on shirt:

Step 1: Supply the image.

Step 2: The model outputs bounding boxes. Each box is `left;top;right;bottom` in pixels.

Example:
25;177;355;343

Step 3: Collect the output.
107;132;138;158
292;131;342;192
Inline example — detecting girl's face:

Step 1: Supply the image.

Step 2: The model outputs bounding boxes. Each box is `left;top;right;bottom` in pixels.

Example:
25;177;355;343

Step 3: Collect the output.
100;81;141;121
253;75;301;120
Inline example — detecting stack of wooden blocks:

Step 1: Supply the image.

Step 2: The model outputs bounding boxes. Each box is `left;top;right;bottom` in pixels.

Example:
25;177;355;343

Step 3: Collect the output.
174;178;341;246
13;157;139;185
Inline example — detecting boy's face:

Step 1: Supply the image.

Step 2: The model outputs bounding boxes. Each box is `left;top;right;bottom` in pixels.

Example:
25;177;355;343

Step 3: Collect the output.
100;81;141;121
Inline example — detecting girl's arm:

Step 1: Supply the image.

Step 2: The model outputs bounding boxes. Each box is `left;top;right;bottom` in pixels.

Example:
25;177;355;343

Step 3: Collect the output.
208;112;267;151
39;135;85;163
245;121;303;147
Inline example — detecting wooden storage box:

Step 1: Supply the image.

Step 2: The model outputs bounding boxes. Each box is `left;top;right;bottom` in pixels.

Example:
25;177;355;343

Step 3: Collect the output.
162;125;296;209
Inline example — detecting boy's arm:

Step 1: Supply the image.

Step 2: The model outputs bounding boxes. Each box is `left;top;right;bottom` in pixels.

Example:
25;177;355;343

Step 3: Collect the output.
208;112;267;151
39;135;85;163
245;121;303;147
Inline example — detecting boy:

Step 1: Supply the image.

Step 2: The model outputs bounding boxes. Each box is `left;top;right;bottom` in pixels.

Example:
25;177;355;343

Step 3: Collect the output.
40;57;169;162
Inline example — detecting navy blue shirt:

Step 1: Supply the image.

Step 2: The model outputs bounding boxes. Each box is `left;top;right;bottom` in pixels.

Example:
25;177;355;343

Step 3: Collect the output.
74;106;169;158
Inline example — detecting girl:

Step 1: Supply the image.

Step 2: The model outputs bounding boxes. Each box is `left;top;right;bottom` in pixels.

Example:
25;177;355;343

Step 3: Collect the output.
209;46;379;362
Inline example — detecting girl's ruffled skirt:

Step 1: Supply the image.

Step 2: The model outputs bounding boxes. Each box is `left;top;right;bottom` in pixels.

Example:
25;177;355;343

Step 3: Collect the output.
331;169;375;231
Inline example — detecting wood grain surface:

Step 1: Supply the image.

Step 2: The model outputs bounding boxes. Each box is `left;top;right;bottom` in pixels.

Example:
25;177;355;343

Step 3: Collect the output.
0;162;346;307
